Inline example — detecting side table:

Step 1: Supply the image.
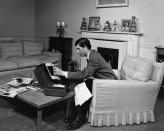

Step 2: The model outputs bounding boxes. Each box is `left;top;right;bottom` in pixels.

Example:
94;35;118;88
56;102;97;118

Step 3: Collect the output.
49;37;73;70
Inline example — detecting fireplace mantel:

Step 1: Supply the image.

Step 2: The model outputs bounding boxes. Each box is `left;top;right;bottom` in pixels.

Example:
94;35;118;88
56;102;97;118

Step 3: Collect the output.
80;31;143;70
81;31;143;56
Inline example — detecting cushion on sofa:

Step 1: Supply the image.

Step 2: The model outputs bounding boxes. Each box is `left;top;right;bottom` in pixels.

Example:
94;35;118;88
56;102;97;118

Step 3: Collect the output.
43;51;61;57
25;54;61;67
23;40;45;56
38;56;60;64
25;51;61;67
7;56;40;68
0;60;18;71
121;56;153;81
0;41;23;59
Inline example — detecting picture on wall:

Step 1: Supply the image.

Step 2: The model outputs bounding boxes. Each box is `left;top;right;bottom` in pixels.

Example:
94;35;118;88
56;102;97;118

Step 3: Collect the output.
88;17;100;31
96;0;129;8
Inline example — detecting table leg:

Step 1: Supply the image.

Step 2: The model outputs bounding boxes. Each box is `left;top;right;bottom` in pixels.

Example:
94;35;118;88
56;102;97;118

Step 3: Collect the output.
37;109;42;131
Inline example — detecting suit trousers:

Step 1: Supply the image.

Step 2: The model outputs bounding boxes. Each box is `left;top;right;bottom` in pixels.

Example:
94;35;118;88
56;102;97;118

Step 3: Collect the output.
65;79;93;120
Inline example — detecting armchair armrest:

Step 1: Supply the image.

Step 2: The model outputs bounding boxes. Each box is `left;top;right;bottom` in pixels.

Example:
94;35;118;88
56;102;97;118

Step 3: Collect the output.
91;79;160;113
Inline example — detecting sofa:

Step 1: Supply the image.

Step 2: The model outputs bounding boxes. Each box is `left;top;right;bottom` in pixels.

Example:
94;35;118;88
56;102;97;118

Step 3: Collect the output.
89;55;164;127
0;39;61;76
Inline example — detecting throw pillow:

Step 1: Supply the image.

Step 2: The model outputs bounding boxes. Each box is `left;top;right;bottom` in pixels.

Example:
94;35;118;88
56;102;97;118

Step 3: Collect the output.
130;59;153;81
0;41;23;59
121;56;153;81
23;40;45;56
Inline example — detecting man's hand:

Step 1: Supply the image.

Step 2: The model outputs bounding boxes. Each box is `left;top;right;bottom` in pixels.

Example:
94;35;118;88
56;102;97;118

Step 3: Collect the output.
53;67;65;76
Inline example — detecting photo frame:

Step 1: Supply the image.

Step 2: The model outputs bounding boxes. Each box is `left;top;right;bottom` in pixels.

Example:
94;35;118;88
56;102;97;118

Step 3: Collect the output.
96;0;129;8
88;17;100;31
121;19;131;32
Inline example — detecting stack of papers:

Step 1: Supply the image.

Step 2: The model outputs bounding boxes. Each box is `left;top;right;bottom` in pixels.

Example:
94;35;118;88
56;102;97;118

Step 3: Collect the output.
0;84;28;98
7;77;33;87
0;77;33;98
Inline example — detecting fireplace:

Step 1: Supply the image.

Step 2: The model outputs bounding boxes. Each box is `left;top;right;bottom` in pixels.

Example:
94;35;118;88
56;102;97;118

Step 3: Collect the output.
98;47;119;69
80;31;143;70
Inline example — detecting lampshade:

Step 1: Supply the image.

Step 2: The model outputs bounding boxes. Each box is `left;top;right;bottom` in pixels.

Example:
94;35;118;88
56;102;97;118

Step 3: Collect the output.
57;22;60;27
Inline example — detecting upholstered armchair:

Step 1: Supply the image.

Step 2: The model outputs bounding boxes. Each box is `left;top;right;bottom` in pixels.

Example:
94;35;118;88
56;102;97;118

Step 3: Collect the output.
88;55;164;127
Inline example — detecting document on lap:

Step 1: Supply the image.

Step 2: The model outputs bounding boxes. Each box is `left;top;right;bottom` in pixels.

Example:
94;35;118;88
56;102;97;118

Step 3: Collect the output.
74;82;92;106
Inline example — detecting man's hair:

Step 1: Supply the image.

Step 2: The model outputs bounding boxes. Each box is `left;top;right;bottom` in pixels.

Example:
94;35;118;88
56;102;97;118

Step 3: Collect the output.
75;38;91;49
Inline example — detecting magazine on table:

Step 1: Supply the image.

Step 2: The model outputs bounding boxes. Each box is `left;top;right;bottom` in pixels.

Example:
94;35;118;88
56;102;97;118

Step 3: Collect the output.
0;77;33;98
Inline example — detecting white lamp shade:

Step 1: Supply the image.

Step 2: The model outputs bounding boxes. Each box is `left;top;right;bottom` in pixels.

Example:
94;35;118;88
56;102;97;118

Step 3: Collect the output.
57;22;60;27
61;22;65;27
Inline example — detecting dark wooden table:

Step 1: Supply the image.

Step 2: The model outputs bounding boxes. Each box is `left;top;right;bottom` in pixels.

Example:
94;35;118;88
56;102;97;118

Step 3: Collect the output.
17;90;74;131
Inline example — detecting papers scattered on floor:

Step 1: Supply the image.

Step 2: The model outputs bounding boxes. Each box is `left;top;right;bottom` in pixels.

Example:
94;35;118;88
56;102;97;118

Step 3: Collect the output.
74;82;92;106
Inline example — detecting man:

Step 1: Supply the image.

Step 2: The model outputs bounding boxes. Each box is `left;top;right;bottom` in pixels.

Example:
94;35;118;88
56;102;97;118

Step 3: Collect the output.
53;38;117;130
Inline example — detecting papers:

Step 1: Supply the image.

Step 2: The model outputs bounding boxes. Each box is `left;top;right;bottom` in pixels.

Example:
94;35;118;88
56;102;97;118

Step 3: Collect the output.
45;63;60;80
74;82;92;106
7;77;33;87
52;84;65;88
0;84;28;98
0;77;33;98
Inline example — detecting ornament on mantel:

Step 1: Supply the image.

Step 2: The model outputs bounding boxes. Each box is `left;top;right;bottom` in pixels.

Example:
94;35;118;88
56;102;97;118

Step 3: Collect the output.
103;21;112;31
80;17;88;30
112;20;118;32
129;16;137;32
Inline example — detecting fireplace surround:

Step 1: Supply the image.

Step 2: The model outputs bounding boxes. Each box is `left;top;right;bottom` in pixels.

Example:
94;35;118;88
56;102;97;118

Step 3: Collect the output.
81;31;143;70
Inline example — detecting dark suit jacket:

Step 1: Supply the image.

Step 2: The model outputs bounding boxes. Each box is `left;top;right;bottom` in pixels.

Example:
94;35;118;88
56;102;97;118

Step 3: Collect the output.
67;50;117;80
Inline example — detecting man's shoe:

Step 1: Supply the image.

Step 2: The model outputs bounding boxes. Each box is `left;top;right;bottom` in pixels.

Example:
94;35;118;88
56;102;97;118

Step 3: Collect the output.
63;113;77;124
66;118;86;130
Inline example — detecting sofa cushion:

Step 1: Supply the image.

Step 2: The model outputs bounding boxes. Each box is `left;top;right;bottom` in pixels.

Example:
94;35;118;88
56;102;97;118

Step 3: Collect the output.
26;54;60;64
7;56;40;68
43;51;61;57
121;56;153;81
0;41;23;59
0;60;18;71
39;56;60;64
23;40;45;56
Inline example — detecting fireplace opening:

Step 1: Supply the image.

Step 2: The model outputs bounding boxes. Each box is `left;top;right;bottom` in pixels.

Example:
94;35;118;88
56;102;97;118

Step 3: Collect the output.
97;47;119;69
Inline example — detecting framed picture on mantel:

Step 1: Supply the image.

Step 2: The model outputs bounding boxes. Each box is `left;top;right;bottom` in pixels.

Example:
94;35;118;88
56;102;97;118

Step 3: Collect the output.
88;17;100;31
96;0;129;8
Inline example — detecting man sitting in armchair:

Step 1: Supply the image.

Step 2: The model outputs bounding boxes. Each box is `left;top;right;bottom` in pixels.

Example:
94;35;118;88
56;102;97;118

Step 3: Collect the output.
53;37;117;130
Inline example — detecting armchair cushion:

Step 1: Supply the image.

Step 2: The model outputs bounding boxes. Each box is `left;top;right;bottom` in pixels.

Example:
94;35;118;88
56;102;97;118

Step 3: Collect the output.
121;56;153;81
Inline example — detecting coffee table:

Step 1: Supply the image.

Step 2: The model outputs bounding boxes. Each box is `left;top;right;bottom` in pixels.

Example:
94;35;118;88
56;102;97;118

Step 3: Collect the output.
0;73;75;131
17;90;74;131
